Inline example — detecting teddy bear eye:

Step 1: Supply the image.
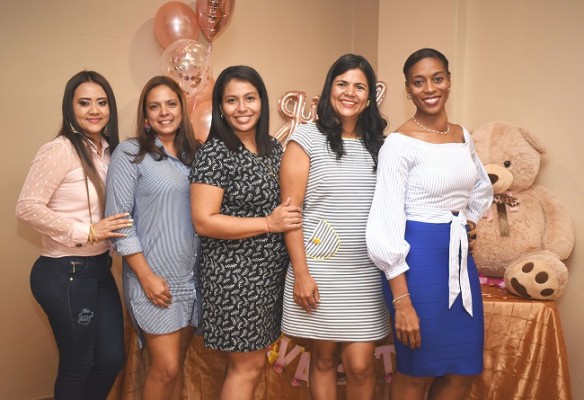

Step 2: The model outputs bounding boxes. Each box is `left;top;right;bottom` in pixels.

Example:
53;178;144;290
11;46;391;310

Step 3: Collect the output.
504;161;512;168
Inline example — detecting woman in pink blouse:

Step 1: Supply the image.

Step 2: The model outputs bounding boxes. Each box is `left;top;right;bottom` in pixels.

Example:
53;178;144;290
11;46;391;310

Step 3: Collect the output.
16;71;130;400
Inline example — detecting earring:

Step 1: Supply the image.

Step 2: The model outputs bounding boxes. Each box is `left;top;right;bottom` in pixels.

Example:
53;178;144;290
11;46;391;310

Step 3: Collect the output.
220;114;224;119
407;94;412;100
103;125;109;137
366;99;371;107
144;123;151;133
69;122;81;134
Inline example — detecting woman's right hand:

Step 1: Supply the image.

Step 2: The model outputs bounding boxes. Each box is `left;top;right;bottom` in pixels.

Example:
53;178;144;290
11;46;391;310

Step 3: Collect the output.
92;213;133;241
293;272;320;314
140;272;172;308
266;197;303;233
393;298;421;349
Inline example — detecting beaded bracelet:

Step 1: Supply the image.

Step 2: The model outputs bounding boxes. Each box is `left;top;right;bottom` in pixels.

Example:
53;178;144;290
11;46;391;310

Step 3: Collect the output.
392;293;410;306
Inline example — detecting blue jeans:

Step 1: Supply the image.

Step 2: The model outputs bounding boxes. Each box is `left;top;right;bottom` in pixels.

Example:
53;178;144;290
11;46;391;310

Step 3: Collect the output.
30;253;125;400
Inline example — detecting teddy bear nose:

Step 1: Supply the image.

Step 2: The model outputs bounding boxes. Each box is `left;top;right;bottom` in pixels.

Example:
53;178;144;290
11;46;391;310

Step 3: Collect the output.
488;174;499;184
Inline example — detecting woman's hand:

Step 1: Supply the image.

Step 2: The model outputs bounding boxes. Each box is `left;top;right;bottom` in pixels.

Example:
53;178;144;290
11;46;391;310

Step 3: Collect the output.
140;272;172;308
467;220;478;253
293;272;320;314
266;197;303;233
393;298;421;349
92;213;132;241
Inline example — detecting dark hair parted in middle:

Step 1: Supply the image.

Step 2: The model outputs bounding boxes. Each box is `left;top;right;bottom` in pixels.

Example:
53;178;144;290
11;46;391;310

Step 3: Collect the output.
403;48;450;81
132;75;200;166
209;65;274;156
316;53;388;168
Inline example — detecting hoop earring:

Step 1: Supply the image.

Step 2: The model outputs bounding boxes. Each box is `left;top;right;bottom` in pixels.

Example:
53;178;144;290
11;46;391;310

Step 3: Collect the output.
220;114;224;119
366;99;371;107
407;94;412;100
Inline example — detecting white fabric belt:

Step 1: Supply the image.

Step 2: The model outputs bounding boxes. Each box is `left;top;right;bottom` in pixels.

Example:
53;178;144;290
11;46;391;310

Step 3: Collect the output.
406;208;473;316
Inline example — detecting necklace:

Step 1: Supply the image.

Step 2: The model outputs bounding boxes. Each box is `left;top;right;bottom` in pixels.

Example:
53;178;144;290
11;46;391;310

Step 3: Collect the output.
411;116;450;135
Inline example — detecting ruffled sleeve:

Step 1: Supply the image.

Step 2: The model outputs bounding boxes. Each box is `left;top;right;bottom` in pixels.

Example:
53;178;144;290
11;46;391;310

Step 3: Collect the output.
465;130;494;223
366;133;413;280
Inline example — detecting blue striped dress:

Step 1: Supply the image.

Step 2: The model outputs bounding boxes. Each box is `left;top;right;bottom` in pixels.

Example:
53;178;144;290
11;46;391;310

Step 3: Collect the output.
106;139;201;343
281;122;389;341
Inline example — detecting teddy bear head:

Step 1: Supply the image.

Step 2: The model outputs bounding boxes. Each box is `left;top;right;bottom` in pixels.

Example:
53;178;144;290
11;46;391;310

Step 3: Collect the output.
472;121;546;194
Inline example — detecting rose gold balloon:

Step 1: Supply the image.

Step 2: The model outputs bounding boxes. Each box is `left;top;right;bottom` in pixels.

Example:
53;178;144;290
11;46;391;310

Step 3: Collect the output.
190;100;212;143
193;75;215;106
274;91;318;145
376;81;387;106
161;39;211;99
154;1;200;49
196;0;236;43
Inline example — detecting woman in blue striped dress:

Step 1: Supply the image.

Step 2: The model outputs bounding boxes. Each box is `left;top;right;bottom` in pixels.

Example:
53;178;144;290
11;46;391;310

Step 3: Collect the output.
280;54;389;400
105;76;201;400
366;48;493;400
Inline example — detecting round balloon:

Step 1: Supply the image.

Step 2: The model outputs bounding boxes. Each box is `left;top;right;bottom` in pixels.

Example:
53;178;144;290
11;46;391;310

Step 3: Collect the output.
190;100;213;143
193;75;215;106
154;1;200;48
196;0;236;43
161;39;211;99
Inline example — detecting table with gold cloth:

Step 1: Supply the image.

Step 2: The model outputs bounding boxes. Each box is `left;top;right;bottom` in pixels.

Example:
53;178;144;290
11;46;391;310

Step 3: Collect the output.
108;285;571;400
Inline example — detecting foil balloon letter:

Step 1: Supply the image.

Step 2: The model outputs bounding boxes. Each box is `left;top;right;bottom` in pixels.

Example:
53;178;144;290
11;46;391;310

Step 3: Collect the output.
196;0;236;43
154;1;200;48
161;39;211;99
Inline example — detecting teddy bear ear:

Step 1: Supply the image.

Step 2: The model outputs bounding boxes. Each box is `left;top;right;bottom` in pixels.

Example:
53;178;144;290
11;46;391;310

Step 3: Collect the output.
516;125;546;155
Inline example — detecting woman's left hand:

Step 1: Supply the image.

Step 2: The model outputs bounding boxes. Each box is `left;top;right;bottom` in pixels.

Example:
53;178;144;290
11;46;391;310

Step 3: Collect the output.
467;221;478;253
266;197;303;233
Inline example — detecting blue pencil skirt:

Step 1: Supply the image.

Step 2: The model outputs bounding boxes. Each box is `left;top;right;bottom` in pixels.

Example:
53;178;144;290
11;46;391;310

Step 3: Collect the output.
382;220;484;377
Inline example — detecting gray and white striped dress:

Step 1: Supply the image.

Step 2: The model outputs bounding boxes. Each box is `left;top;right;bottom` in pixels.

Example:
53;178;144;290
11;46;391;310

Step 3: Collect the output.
106;139;201;344
281;123;389;341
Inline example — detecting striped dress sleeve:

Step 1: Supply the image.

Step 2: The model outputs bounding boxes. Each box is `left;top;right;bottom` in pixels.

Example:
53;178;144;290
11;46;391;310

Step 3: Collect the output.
105;140;143;256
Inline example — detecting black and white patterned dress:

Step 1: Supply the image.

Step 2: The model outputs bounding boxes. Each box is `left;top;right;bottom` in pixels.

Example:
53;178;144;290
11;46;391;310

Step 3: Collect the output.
189;137;288;352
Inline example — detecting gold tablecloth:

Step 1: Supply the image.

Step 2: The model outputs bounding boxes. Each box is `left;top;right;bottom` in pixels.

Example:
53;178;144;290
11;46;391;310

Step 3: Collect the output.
108;285;571;400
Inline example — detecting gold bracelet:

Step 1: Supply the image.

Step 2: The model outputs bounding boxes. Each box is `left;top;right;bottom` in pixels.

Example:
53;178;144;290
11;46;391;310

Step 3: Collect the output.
89;224;99;244
392;292;410;306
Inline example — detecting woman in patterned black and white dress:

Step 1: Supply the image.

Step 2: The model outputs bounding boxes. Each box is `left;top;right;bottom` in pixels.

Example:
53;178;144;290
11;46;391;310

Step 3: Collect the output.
189;66;302;400
280;54;389;400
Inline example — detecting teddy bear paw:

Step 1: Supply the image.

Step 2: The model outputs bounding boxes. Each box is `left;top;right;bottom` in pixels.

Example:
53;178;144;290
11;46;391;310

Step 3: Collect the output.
504;254;568;300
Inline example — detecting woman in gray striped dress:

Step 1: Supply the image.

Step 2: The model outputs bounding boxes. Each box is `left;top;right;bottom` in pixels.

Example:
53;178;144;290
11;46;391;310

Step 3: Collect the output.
106;76;201;400
280;54;389;400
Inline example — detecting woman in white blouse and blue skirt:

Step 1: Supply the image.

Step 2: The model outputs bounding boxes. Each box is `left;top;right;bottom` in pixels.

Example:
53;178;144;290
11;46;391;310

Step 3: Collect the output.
366;48;493;400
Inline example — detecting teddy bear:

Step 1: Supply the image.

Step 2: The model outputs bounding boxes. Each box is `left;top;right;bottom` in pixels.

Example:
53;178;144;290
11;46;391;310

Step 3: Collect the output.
471;121;575;300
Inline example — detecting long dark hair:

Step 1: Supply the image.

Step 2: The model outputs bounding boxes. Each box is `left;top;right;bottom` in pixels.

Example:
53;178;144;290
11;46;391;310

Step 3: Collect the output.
208;65;274;156
60;70;120;214
132;75;200;166
403;48;450;81
316;54;387;169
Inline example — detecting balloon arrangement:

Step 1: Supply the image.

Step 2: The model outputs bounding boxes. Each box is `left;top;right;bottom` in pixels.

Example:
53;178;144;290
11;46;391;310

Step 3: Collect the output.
153;0;235;143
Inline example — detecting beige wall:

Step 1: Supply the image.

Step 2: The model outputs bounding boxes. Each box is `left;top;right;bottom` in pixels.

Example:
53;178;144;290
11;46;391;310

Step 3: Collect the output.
2;0;582;398
0;1;357;398
379;0;584;398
